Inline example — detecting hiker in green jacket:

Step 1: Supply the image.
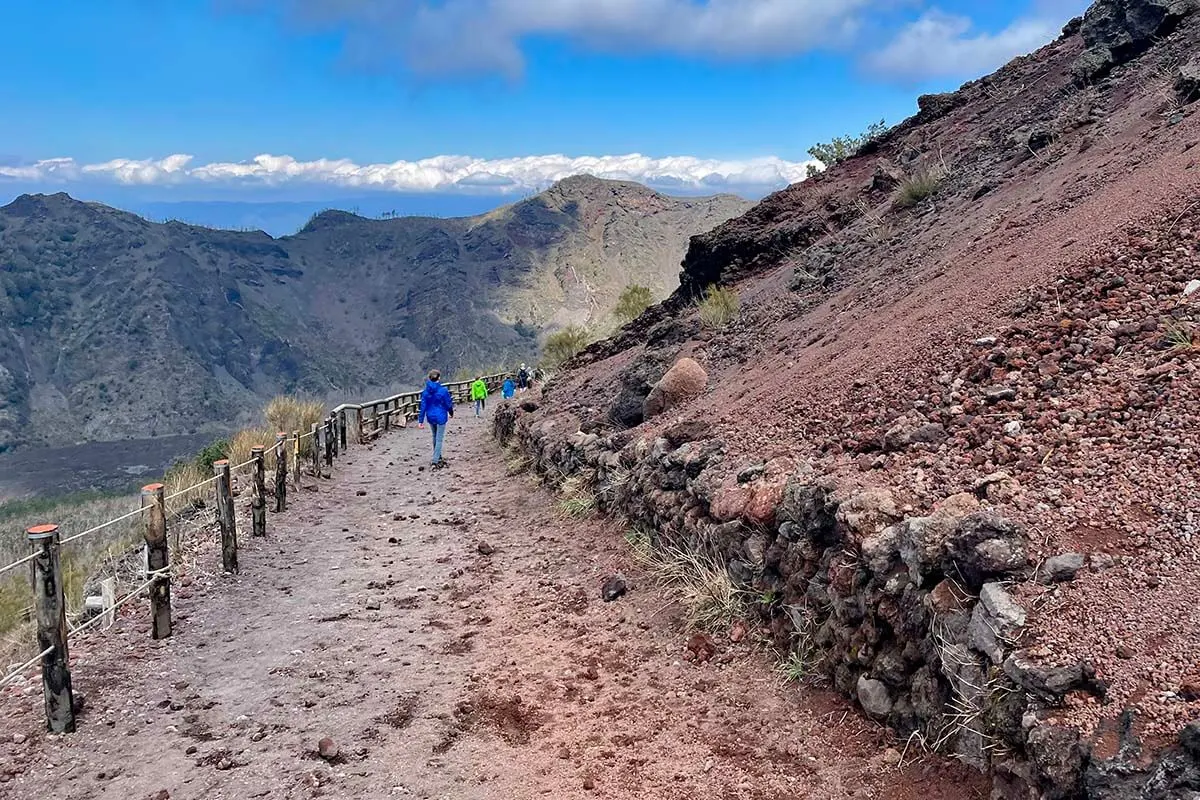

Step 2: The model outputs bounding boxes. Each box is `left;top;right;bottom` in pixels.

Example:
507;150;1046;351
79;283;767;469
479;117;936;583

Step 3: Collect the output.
470;376;489;418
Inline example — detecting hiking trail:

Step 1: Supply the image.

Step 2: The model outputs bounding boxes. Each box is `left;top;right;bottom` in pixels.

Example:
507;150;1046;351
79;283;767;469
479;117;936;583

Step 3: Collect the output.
0;416;981;800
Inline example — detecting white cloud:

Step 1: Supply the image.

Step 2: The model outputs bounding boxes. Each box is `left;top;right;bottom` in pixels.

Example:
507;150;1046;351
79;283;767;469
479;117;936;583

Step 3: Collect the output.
866;9;1063;80
236;0;878;76
0;152;817;195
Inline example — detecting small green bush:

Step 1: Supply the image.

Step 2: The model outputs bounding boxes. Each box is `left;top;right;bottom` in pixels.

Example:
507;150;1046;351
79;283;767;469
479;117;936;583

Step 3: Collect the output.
614;284;654;324
194;438;230;471
807;119;888;177
542;325;591;368
697;285;740;328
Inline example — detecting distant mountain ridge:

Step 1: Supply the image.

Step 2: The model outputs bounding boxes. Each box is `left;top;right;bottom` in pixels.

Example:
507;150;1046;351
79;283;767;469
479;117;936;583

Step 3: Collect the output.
0;175;749;451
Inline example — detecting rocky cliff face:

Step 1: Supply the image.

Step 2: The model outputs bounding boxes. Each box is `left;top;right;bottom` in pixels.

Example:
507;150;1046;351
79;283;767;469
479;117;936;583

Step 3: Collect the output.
0;177;748;451
498;0;1200;797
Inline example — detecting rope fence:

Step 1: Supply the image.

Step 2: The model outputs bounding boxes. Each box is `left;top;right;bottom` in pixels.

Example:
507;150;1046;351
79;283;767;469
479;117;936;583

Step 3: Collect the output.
0;370;511;733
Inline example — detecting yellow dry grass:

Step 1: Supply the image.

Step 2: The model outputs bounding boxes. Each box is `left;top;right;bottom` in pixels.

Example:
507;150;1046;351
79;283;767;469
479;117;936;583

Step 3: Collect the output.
265;396;325;456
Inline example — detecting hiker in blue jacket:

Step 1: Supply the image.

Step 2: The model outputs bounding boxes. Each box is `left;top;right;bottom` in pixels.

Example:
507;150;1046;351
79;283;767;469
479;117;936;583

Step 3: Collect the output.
502;377;516;400
417;369;455;468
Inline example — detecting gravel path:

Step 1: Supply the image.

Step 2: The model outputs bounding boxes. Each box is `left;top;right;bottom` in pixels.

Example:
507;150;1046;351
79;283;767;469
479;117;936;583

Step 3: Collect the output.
0;416;983;800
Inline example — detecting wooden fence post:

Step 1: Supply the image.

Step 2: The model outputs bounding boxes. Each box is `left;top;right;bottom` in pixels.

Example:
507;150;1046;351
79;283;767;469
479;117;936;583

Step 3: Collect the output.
140;484;171;639
324;418;333;468
311;423;321;476
333;415;340;459
274;433;287;513
27;524;74;733
291;430;300;490
356;409;364;444
339;410;347;450
250;447;266;538
383;402;391;433
213;460;238;574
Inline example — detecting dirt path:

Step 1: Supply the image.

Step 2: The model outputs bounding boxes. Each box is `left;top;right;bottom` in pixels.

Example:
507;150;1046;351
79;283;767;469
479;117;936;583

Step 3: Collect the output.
0;416;984;800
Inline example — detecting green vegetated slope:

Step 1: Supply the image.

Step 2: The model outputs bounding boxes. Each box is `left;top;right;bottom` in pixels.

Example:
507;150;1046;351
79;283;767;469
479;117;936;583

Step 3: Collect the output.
0;176;748;451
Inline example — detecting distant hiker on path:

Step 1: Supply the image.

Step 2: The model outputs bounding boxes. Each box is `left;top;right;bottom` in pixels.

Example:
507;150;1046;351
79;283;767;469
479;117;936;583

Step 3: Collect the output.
517;364;530;393
418;369;454;468
470;376;489;418
502;377;516;399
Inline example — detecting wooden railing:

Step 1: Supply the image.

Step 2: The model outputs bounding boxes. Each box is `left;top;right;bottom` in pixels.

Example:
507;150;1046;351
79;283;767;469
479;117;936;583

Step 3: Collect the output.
334;373;508;444
0;371;512;733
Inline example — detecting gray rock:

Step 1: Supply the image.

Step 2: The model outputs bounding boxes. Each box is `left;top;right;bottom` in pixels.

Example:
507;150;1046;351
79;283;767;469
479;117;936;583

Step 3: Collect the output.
862;524;903;575
736;463;765;484
1003;652;1084;705
1038;553;1086;584
600;574;627;602
836;487;900;541
1027;723;1085;799
944;512;1028;589
899;515;958;586
968;583;1026;664
856;676;893;720
985;386;1018;403
1075;0;1200;80
1177;56;1200;102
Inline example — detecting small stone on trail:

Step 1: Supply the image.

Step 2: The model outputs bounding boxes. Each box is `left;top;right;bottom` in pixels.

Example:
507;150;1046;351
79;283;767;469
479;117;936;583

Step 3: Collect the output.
356;490;367;496
687;633;717;663
147;791;170;800
1184;278;1200;297
882;748;902;767
318;737;339;761
11;733;26;744
582;776;596;791
729;620;748;643
601;574;627;601
365;598;382;611
476;540;495;556
388;537;400;544
1038;553;1086;584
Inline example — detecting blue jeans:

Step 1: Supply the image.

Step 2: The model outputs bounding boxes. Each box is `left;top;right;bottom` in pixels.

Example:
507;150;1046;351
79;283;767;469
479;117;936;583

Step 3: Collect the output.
430;423;447;464
474;399;485;416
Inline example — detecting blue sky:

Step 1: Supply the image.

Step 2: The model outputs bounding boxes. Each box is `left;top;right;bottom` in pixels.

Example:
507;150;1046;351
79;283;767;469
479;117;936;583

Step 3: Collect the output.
0;0;1088;224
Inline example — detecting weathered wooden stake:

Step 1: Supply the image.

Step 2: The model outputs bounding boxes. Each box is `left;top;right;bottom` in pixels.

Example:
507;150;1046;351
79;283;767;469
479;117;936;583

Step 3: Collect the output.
383;401;391;433
100;577;116;628
291;430;301;490
27;524;74;733
338;410;347;450
356;409;364;444
250;446;267;537
324;418;333;468
311;423;321;476
332;414;340;459
273;433;287;513
213;460;238;573
140;483;172;639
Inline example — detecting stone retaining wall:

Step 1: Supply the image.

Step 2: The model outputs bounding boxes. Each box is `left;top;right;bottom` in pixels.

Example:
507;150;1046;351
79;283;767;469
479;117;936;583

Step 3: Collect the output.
494;401;1200;799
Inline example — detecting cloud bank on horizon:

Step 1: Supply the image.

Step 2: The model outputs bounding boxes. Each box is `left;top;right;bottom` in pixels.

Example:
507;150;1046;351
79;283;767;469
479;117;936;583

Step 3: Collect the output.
0;152;818;196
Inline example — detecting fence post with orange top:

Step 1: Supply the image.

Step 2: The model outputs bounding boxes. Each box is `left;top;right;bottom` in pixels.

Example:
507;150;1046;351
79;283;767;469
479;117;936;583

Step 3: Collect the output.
140;483;171;639
27;523;74;733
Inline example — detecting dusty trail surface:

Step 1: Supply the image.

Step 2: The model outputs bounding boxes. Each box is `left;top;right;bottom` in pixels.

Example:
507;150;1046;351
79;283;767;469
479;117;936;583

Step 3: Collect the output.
0;418;981;800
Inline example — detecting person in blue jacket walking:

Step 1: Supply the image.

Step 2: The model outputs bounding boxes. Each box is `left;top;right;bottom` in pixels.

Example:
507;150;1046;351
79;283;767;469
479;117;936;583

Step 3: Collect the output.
501;377;516;400
417;369;455;468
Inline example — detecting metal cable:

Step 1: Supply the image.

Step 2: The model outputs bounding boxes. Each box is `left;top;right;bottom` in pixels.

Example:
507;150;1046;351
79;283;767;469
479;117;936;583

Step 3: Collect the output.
58;506;144;547
0;645;55;691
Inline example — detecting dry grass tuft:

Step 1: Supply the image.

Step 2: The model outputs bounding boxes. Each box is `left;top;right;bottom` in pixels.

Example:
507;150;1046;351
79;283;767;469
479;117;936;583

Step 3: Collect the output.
265;396;325;456
697;285;740;329
625;528;746;632
227;427;277;471
894;163;948;209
